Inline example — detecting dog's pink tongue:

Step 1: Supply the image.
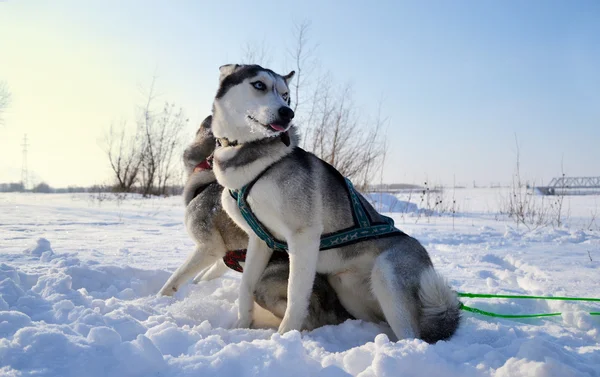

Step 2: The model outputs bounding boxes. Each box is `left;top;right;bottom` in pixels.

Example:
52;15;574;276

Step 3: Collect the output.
270;123;286;131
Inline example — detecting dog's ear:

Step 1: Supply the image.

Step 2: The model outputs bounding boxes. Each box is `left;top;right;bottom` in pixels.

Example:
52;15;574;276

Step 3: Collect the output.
195;115;212;135
283;70;295;85
219;64;239;82
200;115;212;130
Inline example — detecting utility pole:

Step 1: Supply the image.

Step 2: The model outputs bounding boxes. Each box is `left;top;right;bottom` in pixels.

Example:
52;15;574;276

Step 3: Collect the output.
21;134;29;190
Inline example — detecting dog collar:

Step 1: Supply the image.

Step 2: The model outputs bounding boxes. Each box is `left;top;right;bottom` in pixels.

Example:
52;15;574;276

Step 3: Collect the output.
216;131;291;149
216;138;238;148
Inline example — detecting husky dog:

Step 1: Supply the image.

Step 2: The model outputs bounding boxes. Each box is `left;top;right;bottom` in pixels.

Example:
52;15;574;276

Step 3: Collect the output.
211;64;460;342
158;115;352;330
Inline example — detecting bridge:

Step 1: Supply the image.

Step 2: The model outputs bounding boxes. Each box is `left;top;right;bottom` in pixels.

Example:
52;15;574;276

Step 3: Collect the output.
534;176;600;195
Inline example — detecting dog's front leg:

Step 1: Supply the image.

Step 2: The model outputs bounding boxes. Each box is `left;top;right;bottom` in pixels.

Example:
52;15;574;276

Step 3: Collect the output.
278;232;320;334
236;234;273;328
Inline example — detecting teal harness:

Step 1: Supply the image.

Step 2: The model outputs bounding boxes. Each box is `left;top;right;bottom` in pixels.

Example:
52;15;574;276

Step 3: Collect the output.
229;173;404;252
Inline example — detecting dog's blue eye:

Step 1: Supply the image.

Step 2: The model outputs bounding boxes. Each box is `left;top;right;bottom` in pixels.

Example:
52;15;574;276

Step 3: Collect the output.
251;81;266;91
282;92;288;100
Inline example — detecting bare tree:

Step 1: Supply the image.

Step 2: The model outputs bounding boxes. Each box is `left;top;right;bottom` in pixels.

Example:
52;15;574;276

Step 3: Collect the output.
103;120;143;192
240;39;272;66
137;78;188;196
103;77;187;196
549;156;568;228
0;81;11;126
287;20;318;114
503;134;550;229
300;73;385;189
283;20;387;190
152;102;188;195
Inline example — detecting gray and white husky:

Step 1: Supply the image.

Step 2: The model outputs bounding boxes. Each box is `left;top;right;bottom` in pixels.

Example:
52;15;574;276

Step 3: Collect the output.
210;64;461;342
158;115;352;330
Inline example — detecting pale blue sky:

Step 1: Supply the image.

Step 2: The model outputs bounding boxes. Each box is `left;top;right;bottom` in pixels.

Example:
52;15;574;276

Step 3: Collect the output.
1;0;599;187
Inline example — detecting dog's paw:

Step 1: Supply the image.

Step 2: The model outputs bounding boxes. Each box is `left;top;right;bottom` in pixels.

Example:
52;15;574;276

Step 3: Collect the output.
235;315;253;329
158;285;177;297
277;317;302;334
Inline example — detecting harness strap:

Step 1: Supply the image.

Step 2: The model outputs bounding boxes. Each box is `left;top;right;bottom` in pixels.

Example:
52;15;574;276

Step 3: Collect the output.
230;187;288;251
230;176;403;252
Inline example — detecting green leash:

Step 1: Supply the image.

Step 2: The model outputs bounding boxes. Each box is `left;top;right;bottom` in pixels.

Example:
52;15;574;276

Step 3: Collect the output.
457;292;600;318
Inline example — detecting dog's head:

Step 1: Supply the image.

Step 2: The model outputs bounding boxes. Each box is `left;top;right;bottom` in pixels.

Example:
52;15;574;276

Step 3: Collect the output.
183;115;216;177
212;64;295;144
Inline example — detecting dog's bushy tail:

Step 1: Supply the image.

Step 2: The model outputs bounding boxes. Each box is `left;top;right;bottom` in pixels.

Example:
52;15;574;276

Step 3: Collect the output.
417;268;461;343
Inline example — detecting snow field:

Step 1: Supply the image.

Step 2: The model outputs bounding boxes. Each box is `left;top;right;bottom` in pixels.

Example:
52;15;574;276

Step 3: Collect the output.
0;192;599;376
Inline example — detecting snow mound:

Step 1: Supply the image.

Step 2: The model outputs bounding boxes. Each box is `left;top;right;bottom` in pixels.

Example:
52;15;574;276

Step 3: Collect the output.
365;192;419;213
23;237;54;257
1;240;598;377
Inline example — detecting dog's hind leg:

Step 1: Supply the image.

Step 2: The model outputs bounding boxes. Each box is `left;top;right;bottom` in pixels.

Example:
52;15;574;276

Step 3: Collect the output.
253;262;289;319
193;259;229;283
254;261;353;330
370;250;421;341
158;233;227;296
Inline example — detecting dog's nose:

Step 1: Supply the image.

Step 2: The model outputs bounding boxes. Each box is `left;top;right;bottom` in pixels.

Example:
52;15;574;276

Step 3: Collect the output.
278;107;295;122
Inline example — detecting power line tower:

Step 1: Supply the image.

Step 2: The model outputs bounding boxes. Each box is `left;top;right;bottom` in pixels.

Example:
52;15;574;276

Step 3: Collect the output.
21;134;29;190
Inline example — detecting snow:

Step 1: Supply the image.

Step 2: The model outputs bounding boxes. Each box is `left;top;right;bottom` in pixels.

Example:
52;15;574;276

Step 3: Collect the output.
1;191;599;376
364;192;419;213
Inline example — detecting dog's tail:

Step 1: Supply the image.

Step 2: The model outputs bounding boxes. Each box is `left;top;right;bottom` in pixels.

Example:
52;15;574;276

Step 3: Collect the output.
417;268;461;343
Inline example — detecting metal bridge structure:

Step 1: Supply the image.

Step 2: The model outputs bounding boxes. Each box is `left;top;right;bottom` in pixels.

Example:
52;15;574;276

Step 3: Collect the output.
535;176;600;195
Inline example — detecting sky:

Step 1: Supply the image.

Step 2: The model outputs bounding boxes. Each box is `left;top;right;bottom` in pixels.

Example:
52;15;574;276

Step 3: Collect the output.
1;0;599;188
